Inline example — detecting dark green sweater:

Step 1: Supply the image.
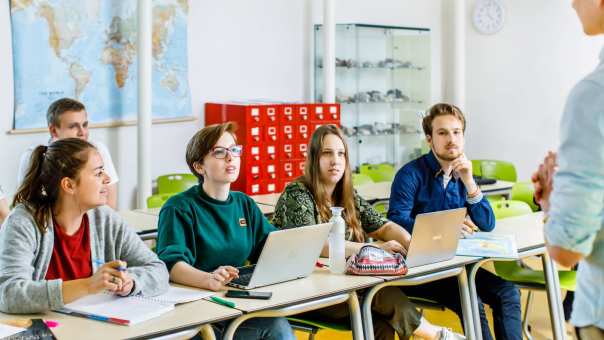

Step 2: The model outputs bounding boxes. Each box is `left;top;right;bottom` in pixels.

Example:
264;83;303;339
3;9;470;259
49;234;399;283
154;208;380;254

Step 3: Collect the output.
156;185;276;273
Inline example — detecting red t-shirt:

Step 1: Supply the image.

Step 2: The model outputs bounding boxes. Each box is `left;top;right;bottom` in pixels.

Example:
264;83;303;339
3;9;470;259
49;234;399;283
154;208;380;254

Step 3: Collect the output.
45;214;92;281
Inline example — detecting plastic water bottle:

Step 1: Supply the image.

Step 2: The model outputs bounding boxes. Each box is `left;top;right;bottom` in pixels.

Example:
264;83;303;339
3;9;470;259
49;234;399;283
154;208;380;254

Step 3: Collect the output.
329;207;346;274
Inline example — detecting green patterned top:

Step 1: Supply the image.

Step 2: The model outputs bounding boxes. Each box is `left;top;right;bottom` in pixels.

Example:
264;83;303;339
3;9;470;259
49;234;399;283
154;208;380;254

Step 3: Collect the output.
271;181;388;241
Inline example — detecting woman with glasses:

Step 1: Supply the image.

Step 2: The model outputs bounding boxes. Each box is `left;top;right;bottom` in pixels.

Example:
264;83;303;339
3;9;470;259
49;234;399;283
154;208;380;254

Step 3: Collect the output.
156;122;295;340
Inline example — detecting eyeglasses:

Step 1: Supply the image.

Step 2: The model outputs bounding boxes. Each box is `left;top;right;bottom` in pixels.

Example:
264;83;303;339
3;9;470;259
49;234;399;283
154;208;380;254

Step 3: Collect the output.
210;145;243;159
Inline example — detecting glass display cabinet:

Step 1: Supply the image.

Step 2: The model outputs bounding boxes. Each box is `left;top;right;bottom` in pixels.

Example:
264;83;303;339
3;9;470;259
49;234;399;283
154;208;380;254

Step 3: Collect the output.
314;24;431;171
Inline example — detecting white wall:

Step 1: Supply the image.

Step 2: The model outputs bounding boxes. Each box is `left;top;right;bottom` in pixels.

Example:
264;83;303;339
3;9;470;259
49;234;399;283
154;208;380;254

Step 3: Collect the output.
464;0;604;180
0;0;443;209
3;0;598;208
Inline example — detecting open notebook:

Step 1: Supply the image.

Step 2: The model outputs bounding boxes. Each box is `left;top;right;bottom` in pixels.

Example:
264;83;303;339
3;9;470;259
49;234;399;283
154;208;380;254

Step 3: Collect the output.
57;286;215;326
457;232;519;259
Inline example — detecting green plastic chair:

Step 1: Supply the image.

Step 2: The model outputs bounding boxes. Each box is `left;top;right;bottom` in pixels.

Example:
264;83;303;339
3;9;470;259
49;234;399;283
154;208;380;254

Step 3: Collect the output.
146;193;175;209
372;200;389;218
352;173;374;187
157;173;198;194
491;200;532;219
472;159;517;182
471;160;482;177
359;163;395;182
511;181;540;212
491;200;576;339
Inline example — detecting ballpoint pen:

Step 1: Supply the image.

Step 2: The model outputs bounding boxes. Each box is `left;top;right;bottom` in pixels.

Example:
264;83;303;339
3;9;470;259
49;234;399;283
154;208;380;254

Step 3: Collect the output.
93;259;127;272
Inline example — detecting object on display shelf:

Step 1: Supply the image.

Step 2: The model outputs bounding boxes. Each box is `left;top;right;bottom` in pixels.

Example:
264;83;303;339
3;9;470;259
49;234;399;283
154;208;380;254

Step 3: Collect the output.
317;58;424;70
329;89;419;104
341;123;422;137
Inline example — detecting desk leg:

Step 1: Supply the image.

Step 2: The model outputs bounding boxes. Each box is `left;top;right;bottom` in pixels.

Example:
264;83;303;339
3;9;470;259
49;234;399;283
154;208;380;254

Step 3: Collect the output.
459;266;477;340
542;252;566;340
362;285;378;340
467;261;485;340
200;324;217;340
223;315;249;340
348;291;364;340
361;269;462;340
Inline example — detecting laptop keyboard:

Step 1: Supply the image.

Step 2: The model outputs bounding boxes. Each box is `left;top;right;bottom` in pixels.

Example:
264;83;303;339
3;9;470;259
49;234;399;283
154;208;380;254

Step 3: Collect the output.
230;265;256;286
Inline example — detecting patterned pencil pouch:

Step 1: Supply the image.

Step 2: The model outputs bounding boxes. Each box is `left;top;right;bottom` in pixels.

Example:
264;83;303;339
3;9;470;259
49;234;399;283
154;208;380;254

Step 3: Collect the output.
346;245;408;276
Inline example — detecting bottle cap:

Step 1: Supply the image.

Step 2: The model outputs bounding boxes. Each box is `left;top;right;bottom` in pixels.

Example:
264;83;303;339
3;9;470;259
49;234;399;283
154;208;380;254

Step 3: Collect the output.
330;206;344;216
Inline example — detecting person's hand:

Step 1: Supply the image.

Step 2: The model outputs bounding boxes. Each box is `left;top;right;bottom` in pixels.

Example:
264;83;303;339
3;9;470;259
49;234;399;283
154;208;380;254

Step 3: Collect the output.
86;260;129;294
531;151;557;212
206;266;239;291
461;218;478;238
450;154;478;192
114;271;134;297
379;240;407;256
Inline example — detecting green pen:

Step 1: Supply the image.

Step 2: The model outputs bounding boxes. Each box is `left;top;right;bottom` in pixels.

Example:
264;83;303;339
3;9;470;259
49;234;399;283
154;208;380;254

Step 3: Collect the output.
210;296;236;308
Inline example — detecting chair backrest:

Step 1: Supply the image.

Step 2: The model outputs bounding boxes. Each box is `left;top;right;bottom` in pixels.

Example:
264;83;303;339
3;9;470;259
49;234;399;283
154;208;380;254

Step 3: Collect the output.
472;159;517;182
147;193;175;209
157;173;198;194
352;173;374;187
471;160;482;177
371;200;389;218
491;200;532;220
359;163;395;182
511;181;540;212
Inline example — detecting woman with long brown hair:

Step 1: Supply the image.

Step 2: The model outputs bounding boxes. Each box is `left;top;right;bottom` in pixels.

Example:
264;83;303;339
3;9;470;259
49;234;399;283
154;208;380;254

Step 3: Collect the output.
272;125;464;340
0;138;168;313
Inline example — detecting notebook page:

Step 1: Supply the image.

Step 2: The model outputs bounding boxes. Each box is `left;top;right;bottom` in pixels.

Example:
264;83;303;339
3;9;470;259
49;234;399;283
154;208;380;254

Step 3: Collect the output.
0;324;26;338
63;293;174;325
152;286;215;304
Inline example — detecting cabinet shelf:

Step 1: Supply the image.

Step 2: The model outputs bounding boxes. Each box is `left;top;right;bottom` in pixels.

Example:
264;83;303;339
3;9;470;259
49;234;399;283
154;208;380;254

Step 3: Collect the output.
314;23;431;169
338;100;424;105
318;65;426;71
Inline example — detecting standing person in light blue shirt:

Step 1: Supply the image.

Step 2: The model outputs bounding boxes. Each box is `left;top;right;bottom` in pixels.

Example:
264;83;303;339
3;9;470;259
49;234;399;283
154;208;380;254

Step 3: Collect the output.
533;1;604;338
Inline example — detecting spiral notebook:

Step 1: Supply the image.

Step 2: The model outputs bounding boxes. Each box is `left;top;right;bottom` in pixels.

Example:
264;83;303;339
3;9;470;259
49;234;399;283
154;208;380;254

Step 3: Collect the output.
57;286;214;326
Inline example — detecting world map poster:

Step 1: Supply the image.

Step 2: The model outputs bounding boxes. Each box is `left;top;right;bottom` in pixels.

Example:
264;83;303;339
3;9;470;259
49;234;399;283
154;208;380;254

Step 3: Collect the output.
10;0;192;129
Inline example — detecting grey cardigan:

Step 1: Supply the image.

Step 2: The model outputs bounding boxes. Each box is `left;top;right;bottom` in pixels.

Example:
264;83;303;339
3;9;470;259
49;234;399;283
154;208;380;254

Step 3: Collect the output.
0;204;169;314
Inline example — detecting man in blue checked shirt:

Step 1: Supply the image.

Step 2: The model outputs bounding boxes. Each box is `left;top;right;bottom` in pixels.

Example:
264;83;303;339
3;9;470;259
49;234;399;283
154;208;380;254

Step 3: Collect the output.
388;103;521;340
533;1;604;338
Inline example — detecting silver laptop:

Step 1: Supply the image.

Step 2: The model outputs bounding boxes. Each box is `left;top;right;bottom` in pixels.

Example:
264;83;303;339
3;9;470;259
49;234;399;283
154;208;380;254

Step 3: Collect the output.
405;207;467;268
228;223;332;289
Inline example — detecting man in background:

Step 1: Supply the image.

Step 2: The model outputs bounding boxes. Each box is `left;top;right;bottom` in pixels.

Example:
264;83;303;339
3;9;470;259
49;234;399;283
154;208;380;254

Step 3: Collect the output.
16;98;119;209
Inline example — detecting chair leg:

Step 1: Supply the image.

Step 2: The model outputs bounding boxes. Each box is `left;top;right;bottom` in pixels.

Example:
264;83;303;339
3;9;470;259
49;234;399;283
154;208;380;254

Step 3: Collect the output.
523;291;534;340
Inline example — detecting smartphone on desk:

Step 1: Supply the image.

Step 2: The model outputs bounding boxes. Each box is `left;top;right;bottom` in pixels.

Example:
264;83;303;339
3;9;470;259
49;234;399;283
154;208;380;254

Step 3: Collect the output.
225;290;272;300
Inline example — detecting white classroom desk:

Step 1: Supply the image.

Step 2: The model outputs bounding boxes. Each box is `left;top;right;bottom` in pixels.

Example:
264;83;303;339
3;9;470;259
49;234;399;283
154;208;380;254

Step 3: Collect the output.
215;268;383;340
119;200;275;238
354;180;515;202
361;255;481;340
250;193;281;207
479;180;515;199
466;212;565;340
118;209;159;241
0;298;240;340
